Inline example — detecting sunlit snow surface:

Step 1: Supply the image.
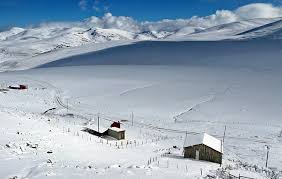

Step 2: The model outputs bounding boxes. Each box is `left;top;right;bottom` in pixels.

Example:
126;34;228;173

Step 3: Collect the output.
0;38;282;178
1;62;282;178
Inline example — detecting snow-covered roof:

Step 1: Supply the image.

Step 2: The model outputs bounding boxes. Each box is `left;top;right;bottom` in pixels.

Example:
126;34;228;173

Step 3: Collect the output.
86;125;108;133
109;127;125;132
183;133;223;153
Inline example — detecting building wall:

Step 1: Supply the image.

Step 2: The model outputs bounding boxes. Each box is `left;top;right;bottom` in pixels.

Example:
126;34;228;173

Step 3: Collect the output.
108;129;125;140
184;144;222;164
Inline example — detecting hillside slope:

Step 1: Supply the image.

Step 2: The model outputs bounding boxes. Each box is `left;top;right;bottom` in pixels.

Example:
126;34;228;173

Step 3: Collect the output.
0;17;280;70
38;40;282;70
237;19;282;39
173;18;279;41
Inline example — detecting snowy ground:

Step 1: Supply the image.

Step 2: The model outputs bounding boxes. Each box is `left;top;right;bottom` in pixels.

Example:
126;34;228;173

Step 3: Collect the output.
1;6;282;178
0;64;281;178
0;40;135;72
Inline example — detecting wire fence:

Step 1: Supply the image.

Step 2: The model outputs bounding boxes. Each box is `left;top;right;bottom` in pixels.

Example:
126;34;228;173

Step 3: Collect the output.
145;152;208;176
50;118;180;150
219;170;256;179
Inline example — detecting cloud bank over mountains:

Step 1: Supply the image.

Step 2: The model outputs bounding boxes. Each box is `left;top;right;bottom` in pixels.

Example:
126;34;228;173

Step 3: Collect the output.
73;3;282;32
4;3;280;34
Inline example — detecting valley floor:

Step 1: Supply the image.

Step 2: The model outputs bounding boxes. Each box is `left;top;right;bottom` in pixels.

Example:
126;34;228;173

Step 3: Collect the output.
0;66;281;178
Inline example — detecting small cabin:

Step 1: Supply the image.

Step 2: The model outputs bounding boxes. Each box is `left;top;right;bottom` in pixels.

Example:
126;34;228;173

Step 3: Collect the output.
19;85;28;89
108;127;125;140
8;84;28;90
183;133;223;164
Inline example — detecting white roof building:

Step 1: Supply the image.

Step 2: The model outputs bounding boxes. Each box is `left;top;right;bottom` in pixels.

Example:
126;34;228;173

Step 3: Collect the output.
108;127;125;140
184;133;223;153
109;127;125;132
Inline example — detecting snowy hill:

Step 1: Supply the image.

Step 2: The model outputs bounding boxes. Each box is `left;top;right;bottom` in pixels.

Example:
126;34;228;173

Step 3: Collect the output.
200;18;279;34
237;19;282;39
0;27;25;41
90;28;136;42
1;13;282;73
0;15;281;70
172;18;281;40
38;40;282;69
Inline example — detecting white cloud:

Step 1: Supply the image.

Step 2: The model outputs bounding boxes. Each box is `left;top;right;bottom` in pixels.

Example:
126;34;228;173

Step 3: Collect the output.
92;0;101;12
235;3;282;19
85;13;141;32
79;0;88;11
187;10;239;28
82;3;282;33
79;0;108;13
25;3;282;34
183;3;282;28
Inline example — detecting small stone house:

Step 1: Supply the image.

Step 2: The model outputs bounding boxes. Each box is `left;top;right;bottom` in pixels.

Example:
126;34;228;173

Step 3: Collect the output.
183;133;223;164
108;127;125;140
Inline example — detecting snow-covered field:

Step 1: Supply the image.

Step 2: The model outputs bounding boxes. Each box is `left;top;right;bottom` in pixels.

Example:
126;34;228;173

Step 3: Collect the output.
1;51;282;178
1;8;282;178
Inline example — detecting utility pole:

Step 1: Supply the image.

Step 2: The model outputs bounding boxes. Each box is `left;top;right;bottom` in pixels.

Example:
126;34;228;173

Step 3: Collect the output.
220;125;226;167
98;113;100;133
223;125;227;143
184;131;188;146
67;99;69;113
183;131;188;156
131;112;134;126
265;145;270;168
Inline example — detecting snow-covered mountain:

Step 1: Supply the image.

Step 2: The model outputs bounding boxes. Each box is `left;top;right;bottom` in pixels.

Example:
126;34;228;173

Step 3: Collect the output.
0;15;282;71
171;18;281;41
237;19;282;39
90;28;136;42
1;17;279;45
0;27;25;41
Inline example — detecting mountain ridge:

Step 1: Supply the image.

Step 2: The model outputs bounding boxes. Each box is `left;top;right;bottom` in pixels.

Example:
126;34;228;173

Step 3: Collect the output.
1;17;282;71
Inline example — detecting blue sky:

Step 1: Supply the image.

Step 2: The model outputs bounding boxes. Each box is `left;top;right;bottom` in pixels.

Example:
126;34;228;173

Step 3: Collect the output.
0;0;281;29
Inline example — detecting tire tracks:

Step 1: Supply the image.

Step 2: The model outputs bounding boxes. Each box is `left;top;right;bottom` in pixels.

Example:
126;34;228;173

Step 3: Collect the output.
20;76;68;110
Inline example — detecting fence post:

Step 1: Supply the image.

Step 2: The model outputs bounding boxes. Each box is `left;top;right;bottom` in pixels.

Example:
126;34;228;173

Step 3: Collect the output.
167;160;169;168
